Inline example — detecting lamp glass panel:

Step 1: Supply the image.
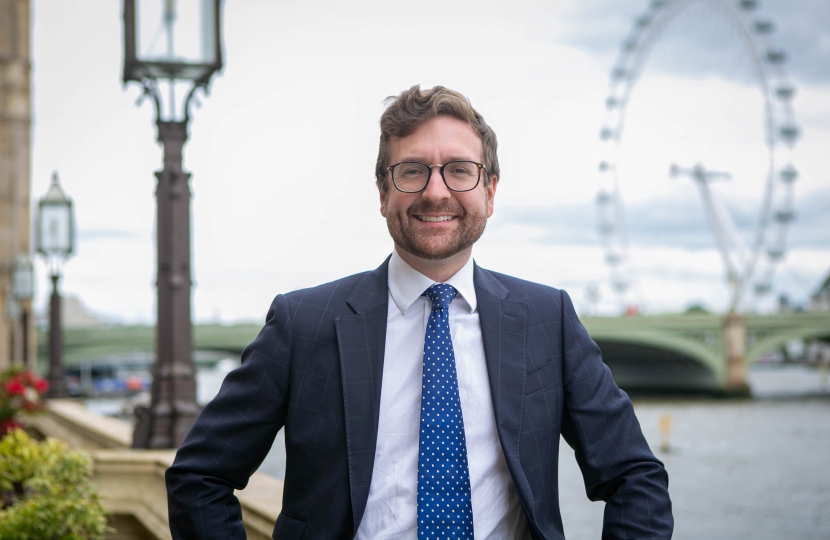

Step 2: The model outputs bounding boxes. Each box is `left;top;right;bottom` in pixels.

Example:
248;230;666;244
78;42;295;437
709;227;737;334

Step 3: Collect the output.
13;262;34;300
39;205;72;255
5;294;20;319
136;0;216;65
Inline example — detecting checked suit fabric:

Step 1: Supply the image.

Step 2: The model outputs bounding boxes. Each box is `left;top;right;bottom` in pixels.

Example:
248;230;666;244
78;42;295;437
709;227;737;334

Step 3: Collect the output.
166;259;673;539
417;283;474;539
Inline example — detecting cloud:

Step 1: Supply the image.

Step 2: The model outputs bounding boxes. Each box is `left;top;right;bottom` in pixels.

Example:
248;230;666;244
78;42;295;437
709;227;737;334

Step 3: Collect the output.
557;0;830;86
28;0;830;322
77;229;139;241
787;187;830;248
498;184;830;250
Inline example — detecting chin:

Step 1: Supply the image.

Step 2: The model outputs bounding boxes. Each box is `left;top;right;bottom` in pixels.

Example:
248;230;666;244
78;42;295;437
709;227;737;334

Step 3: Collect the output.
399;235;470;261
387;211;486;262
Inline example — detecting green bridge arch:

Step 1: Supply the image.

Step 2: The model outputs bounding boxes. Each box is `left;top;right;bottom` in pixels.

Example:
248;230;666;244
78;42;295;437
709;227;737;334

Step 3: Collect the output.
39;313;830;392
583;312;830;391
37;324;261;367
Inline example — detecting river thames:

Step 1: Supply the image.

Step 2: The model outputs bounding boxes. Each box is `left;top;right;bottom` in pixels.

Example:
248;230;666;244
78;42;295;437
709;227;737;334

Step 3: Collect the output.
91;363;830;538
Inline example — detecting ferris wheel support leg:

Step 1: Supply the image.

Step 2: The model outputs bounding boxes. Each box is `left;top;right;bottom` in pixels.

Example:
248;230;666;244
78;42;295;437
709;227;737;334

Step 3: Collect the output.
722;312;751;397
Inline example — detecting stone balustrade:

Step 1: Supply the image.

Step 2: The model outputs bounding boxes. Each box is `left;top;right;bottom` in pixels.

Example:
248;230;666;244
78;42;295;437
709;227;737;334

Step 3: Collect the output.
28;399;283;540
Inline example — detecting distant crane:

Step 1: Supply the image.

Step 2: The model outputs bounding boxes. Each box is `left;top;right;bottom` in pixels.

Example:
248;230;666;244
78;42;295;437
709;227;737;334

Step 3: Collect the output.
670;163;748;308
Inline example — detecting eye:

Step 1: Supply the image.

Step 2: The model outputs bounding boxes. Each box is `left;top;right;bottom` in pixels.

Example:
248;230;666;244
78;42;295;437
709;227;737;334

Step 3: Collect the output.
449;163;475;175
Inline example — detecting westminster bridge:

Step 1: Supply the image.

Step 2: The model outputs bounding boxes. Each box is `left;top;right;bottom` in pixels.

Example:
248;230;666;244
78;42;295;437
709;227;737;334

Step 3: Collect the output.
41;312;830;393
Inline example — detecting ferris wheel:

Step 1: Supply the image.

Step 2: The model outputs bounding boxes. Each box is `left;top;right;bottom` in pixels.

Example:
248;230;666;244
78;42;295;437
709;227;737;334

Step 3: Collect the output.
595;0;799;313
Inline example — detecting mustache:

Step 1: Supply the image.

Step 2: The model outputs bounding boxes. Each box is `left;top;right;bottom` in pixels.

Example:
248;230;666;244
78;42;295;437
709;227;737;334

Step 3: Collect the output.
406;201;466;216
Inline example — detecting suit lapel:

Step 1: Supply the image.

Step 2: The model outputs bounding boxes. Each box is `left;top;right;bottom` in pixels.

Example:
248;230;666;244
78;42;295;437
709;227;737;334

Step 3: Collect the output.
335;258;389;535
474;264;534;511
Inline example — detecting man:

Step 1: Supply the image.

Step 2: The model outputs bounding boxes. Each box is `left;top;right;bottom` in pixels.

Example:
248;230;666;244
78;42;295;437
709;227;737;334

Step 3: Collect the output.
166;85;673;539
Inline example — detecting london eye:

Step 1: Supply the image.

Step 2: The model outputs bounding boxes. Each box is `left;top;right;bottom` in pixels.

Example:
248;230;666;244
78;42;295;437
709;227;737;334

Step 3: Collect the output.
595;0;800;313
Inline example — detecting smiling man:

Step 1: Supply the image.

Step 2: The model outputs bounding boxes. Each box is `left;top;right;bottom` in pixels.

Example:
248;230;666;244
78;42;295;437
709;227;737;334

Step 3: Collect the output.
166;85;673;540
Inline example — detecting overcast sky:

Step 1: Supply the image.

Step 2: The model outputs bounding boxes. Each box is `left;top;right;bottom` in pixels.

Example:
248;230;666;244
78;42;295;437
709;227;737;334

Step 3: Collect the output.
29;0;830;323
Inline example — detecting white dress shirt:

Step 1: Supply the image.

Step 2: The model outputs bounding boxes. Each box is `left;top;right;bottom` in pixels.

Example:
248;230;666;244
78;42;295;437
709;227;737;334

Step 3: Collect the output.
355;250;528;539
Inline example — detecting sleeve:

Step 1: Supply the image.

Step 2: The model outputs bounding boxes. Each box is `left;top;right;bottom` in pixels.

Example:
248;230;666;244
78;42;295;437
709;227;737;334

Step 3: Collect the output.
558;290;674;540
165;294;293;539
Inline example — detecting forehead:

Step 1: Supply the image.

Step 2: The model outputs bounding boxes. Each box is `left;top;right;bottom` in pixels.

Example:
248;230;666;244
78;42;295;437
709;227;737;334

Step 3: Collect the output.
388;116;483;162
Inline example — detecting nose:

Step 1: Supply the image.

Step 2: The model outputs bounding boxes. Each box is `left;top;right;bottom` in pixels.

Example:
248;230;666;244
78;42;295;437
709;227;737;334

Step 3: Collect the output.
421;165;451;202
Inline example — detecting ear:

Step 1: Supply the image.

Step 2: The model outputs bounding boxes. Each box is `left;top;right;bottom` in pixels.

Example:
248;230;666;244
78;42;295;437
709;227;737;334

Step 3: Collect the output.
378;180;388;217
486;175;498;218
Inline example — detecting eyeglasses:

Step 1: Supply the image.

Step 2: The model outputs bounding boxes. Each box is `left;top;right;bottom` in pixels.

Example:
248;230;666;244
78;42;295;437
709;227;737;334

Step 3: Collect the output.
386;161;486;193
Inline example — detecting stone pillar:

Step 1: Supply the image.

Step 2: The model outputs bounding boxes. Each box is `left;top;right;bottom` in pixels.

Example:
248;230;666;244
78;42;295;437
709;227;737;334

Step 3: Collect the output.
723;312;750;396
132;120;199;449
0;0;33;371
46;274;68;397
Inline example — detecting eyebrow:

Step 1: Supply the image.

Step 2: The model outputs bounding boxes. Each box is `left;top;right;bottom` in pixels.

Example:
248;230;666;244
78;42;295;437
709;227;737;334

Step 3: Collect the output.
395;156;480;164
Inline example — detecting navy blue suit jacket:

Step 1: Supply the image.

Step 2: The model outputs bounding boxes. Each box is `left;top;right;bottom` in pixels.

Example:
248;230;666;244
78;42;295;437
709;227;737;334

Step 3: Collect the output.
166;259;673;539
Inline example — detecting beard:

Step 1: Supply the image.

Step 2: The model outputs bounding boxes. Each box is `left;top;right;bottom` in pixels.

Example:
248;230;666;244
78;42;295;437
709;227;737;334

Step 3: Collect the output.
385;199;489;260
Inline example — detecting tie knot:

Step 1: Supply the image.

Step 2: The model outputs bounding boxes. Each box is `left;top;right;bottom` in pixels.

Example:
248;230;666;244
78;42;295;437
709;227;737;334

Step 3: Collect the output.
424;283;457;310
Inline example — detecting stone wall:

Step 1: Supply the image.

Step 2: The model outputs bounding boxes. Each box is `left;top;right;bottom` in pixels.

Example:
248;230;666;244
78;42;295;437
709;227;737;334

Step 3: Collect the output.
0;0;34;370
30;399;284;540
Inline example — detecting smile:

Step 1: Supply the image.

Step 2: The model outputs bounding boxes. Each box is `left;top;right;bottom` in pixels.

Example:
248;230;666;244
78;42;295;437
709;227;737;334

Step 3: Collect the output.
416;215;455;222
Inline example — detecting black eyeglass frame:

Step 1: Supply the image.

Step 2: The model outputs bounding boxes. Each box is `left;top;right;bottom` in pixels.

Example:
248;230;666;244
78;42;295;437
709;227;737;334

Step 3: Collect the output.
386;161;488;193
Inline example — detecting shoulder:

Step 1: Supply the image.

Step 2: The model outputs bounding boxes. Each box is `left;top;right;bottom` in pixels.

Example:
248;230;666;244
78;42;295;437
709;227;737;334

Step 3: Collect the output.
475;266;581;323
282;271;372;306
476;265;569;305
271;257;390;316
271;271;380;324
261;269;382;335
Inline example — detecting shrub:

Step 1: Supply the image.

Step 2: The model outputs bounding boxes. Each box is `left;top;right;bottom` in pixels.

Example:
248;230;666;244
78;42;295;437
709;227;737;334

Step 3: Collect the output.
0;429;109;540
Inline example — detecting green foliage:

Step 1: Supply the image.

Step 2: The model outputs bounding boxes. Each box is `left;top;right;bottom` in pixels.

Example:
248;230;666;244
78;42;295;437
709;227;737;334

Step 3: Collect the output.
684;303;711;315
0;429;109;540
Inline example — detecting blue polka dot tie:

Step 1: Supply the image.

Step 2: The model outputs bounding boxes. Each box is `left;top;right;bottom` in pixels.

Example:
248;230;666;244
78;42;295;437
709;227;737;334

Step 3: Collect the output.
418;283;474;539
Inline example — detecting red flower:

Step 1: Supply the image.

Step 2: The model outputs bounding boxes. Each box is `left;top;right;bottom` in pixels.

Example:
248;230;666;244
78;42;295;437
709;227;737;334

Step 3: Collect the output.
33;378;49;394
5;378;25;396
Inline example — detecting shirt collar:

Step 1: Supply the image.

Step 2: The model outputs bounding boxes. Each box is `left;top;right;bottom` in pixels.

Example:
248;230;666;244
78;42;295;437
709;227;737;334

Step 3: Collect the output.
388;249;478;315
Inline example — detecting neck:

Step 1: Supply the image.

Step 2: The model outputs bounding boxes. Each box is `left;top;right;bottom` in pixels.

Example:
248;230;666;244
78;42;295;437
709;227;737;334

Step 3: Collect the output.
395;245;472;283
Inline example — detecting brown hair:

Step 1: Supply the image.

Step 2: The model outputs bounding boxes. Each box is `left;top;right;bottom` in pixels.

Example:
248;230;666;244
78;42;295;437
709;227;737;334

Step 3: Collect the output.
375;85;499;191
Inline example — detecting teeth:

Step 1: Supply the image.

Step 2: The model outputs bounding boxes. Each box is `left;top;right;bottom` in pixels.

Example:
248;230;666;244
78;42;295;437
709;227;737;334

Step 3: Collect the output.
417;215;454;222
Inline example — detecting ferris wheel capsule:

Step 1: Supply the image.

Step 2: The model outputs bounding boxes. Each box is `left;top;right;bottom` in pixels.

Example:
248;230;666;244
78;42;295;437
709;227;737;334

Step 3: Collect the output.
775;85;795;100
779;165;798;182
753;20;774;34
774;209;795;223
612;67;629;79
766;50;787;64
779;125;800;144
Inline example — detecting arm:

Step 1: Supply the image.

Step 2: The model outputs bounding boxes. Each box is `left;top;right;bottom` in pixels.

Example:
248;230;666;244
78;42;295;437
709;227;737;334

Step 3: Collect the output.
165;294;292;539
558;290;673;539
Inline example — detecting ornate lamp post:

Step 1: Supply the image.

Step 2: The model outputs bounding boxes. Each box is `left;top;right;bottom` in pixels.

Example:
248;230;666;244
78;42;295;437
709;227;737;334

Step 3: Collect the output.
122;0;224;449
12;254;34;366
4;288;19;364
36;172;75;398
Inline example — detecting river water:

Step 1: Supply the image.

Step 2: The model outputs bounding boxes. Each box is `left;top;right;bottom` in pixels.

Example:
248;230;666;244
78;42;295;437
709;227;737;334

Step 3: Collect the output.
89;364;830;539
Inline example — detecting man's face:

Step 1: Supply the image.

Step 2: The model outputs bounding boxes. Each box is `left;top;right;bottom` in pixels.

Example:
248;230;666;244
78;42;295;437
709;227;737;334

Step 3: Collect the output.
380;116;498;261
